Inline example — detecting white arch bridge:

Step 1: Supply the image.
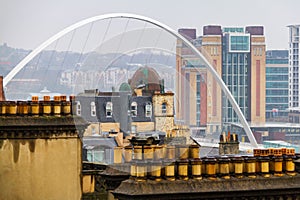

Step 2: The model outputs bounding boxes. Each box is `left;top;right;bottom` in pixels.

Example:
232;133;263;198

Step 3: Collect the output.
3;13;258;148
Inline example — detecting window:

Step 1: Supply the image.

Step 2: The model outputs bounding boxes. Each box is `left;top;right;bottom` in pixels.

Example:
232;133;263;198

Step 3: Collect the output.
229;35;250;52
259;48;262;56
131;102;137;117
214;47;218;55
131;125;137;134
87;148;105;163
162;102;167;114
91;126;96;135
76;101;81;116
211;47;218;56
145;103;152;117
91;102;96;116
106;102;113;117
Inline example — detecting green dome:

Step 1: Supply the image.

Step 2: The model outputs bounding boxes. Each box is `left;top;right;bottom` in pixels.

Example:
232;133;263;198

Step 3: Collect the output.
119;82;132;92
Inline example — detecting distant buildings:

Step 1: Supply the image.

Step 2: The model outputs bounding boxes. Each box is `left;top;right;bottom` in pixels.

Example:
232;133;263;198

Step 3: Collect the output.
288;25;300;108
60;68;130;93
265;50;289;121
76;66;177;136
60;65;175;94
177;26;266;136
76;66;189;163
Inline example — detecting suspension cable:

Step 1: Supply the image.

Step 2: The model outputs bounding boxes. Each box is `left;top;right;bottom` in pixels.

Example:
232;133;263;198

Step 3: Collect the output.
40;39;59;92
164;40;176;66
76;21;94;65
113;18;130;63
54;29;77;93
147;28;163;65
97;18;112;53
28;49;43;85
61;29;77;69
129;22;147;66
72;22;94;94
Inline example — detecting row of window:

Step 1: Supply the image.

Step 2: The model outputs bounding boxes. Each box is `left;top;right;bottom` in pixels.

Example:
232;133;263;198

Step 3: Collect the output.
266;90;288;95
253;47;263;56
266;82;289;88
210;46;219;56
289;61;299;66
266;97;288;103
266;59;289;64
131;102;153;117
266;104;288;110
223;54;248;65
222;66;247;74
229;35;250;52
224;75;247;85
266;67;288;73
266;75;288;81
76;101;168;118
76;102;98;117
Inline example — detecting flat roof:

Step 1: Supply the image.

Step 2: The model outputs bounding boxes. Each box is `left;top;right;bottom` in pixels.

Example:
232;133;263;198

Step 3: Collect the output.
230;122;300;129
263;140;293;146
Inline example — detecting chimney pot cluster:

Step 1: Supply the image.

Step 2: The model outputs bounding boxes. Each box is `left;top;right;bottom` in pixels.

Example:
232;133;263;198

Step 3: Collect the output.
0;95;74;117
113;144;298;182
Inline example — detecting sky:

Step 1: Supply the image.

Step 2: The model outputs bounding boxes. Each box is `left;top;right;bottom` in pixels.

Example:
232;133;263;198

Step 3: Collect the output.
0;0;299;51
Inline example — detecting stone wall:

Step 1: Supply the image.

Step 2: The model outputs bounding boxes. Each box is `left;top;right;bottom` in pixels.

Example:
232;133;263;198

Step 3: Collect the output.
0;97;87;200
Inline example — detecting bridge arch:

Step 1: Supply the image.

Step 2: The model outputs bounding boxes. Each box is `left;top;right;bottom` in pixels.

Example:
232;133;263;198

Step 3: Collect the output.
4;13;258;147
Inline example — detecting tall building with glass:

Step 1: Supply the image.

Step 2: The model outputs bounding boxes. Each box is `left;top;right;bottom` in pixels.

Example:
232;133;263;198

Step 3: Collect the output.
221;27;250;123
221;26;266;124
265;50;289;120
177;26;266;135
288;25;300;108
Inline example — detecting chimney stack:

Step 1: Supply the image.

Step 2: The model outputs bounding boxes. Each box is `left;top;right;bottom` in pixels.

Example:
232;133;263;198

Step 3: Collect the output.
0;76;6;101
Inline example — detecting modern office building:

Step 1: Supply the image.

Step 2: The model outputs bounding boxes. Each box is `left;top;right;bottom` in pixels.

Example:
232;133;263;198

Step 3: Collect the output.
288;25;300;108
265;50;289;121
177;26;266;136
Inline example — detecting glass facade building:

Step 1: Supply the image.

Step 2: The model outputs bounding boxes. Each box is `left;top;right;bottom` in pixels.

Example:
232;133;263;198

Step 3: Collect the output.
177;26;265;135
265;50;289;120
222;29;250;123
229;35;250;52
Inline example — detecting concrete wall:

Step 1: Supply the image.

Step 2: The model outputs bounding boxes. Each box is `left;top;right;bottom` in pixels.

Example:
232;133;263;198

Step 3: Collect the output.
0;137;82;200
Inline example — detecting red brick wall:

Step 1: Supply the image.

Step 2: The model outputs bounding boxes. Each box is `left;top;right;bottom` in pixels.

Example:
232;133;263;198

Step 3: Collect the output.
0;76;5;101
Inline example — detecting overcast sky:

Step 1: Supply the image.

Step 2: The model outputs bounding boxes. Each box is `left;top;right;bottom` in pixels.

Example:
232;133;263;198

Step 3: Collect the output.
0;0;299;51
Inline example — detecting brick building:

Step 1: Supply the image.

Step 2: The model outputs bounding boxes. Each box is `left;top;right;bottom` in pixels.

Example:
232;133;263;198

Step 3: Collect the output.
176;26;266;137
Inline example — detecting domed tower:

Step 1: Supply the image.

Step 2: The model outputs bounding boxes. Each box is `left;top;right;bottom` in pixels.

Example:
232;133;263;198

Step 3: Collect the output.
128;66;164;95
119;82;132;92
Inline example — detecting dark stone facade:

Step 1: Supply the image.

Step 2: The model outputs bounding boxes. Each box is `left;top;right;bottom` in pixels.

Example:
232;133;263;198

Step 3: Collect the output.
76;90;154;135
